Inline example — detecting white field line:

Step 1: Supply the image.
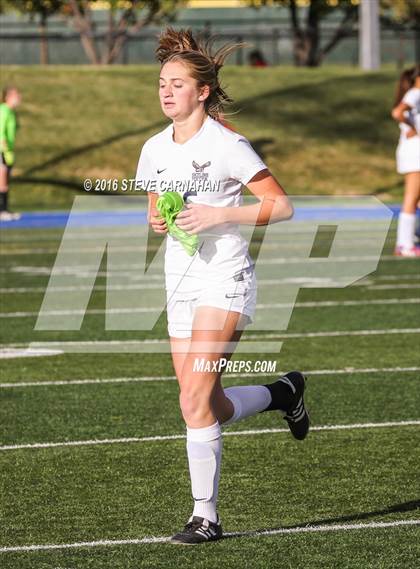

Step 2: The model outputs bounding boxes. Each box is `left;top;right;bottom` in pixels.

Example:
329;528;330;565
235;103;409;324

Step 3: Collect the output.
243;328;420;340
0;255;414;276
14;244;358;257
0;242;309;256
2;327;419;352
0;349;63;360
5;273;417;284
0;230;150;242
0;239;393;256
3;267;165;278
0;245;151;255
0;284;162;294
0;224;393;242
0;278;349;294
0;366;419;389
3;269;418;283
1;272;419;295
368;274;420;281
1;298;419;318
1;282;420;295
1;420;419;452
367;284;420;290
0;519;418;553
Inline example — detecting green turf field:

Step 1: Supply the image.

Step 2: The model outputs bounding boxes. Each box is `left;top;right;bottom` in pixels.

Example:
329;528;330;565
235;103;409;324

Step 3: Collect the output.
1;215;419;568
0;65;407;210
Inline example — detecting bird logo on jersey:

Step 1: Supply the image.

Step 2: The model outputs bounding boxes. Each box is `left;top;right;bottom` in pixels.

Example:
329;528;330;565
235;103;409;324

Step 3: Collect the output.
192;160;211;173
192;160;211;183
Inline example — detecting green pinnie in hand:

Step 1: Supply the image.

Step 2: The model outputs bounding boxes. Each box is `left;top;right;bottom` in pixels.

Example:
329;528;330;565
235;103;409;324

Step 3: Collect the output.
156;192;199;256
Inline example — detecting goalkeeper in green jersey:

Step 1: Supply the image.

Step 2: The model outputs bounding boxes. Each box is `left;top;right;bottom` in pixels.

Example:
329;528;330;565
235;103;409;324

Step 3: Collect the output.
0;86;21;221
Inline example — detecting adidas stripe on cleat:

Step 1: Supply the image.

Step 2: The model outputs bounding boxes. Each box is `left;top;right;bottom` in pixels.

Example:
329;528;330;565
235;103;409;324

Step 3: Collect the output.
171;515;223;545
264;371;310;441
282;371;310;440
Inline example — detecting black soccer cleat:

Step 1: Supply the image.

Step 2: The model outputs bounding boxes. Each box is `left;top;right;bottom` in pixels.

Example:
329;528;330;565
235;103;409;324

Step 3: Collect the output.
263;371;310;440
281;371;310;440
170;515;223;545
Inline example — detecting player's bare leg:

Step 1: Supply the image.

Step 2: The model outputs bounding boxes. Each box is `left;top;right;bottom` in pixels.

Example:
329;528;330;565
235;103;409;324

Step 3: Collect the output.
0;164;10;220
169;307;241;544
170;306;309;544
396;171;420;256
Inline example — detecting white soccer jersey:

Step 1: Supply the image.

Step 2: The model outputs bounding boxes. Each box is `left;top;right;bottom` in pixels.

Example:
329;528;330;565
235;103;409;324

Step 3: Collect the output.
396;87;420;174
135;116;267;292
399;87;420;137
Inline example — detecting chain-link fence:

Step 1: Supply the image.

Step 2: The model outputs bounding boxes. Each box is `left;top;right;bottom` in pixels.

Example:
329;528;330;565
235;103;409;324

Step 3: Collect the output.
0;10;418;66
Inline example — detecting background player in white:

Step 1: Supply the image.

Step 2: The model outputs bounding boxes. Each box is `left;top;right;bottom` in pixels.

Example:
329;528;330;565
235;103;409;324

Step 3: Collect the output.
391;64;420;257
136;27;310;544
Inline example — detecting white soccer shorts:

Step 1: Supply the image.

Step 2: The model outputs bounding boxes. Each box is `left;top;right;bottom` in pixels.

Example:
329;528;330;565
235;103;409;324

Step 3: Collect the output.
166;268;257;338
396;135;420;174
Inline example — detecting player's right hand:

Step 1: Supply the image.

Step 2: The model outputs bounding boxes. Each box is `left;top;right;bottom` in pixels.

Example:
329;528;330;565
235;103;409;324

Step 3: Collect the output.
150;208;168;234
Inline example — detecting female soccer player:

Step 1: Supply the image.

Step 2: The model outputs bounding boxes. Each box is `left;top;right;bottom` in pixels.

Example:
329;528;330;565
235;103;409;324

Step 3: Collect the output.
0;86;21;221
391;65;420;257
135;27;309;544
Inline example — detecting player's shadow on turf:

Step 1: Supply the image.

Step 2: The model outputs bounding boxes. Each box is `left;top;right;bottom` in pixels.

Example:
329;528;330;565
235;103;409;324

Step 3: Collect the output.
13;176;83;191
222;499;420;540
234;74;394;147
22;119;169;176
22;74;390;180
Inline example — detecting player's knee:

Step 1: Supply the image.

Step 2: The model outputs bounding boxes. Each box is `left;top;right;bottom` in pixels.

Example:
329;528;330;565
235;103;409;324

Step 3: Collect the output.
179;386;210;423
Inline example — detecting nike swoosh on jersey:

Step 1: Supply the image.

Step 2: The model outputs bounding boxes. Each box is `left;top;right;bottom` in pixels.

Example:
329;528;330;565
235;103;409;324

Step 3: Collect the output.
157;168;167;174
225;293;246;298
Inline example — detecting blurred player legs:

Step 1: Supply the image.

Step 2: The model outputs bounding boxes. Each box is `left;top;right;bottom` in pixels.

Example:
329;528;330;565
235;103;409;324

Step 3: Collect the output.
0;86;21;221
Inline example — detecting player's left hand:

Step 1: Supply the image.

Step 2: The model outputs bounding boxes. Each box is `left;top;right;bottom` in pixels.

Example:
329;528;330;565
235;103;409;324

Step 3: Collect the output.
406;128;418;139
175;203;225;234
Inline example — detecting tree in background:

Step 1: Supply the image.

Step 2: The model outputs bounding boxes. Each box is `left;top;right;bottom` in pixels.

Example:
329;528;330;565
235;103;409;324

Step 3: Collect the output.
249;0;419;67
4;0;65;64
3;0;418;67
65;0;184;64
249;0;359;67
381;0;420;62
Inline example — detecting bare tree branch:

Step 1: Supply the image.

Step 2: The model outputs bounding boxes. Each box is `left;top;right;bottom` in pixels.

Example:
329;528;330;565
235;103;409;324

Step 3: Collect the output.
105;0;162;64
65;1;181;65
68;0;100;64
319;4;357;62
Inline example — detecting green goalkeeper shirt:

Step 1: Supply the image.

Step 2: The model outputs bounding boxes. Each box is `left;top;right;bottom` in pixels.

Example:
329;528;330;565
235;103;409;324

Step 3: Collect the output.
0;103;18;166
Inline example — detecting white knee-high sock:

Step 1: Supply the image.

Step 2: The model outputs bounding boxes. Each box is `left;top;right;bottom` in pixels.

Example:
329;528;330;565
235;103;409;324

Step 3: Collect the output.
223;385;272;426
397;212;416;249
186;421;222;523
